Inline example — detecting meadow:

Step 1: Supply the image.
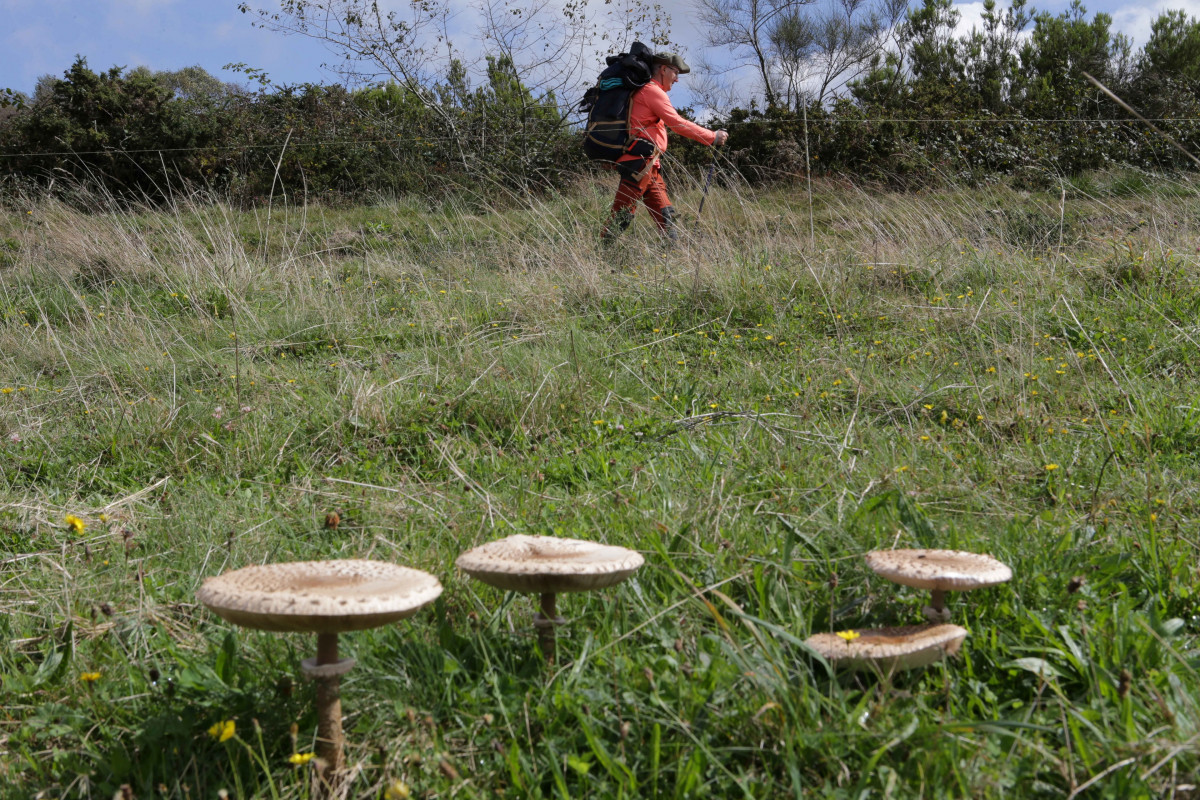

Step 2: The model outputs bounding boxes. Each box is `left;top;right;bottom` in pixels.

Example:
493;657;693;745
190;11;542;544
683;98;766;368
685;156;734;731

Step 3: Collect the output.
2;168;1199;798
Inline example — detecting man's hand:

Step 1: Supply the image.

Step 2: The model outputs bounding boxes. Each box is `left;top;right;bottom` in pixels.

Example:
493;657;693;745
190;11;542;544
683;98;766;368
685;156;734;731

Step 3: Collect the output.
713;130;729;146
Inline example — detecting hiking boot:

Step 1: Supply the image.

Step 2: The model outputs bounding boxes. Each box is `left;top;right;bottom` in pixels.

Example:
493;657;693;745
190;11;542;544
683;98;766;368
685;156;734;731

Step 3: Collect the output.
660;205;679;245
600;208;635;244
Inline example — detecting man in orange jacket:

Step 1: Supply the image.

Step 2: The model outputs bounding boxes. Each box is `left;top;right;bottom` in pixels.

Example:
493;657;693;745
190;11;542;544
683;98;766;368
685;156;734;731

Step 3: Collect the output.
601;52;728;242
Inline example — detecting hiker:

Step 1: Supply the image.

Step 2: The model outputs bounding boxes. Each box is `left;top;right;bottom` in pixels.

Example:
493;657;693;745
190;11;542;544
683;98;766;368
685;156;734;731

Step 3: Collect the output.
601;52;728;242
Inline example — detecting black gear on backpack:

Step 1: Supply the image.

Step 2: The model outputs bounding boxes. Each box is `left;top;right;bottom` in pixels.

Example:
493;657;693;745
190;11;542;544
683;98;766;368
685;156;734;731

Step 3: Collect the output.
580;42;658;166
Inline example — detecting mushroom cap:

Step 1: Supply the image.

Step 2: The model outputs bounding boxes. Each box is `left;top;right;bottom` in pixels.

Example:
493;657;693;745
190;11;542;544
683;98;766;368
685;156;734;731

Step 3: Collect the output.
456;535;644;594
805;624;968;671
864;548;1012;591
197;560;443;634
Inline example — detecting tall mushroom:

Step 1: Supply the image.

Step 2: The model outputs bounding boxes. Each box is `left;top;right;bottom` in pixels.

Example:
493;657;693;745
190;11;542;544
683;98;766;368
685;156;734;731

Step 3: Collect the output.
197;560;442;783
456;535;644;664
864;549;1012;622
805;624;968;673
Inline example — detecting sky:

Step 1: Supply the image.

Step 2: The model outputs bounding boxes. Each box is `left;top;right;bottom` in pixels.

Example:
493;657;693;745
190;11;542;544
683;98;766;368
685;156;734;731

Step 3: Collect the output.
3;0;1199;109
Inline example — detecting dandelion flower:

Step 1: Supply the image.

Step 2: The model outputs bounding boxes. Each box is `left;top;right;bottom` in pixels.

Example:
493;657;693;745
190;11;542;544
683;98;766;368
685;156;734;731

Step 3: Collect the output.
1044;464;1059;472
836;630;860;642
288;752;316;765
208;720;236;742
1;387;12;394
385;780;412;800
80;671;101;682
65;514;86;534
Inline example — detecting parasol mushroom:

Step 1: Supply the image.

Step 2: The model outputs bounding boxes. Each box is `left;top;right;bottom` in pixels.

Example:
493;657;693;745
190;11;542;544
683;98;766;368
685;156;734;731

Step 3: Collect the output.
197;560;442;783
805;624;969;672
864;548;1011;622
455;534;644;664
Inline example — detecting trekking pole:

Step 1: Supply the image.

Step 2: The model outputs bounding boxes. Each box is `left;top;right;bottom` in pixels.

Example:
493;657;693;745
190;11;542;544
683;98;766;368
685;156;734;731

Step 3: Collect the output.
697;143;720;218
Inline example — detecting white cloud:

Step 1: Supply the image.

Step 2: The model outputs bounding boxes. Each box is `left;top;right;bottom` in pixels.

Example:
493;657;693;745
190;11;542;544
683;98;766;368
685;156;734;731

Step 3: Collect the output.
953;1;988;39
1111;0;1200;48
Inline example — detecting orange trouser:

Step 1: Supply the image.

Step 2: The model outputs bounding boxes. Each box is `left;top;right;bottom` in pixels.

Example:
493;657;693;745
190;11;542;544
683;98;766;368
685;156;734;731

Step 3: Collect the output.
604;162;673;236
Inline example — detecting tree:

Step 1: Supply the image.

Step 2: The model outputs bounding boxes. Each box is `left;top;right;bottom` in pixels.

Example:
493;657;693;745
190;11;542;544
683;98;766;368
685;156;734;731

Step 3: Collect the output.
1140;10;1200;82
0;57;216;198
901;0;962;88
1017;0;1127;117
237;0;471;163
136;65;240;102
695;0;817;108
961;0;1030;112
236;0;622;170
770;0;908;108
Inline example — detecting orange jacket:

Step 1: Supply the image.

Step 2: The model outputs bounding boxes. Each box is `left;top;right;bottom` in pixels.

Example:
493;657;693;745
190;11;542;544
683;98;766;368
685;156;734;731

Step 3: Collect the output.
620;77;716;166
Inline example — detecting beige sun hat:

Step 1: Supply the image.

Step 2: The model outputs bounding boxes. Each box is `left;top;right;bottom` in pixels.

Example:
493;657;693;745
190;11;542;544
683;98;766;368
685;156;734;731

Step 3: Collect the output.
651;52;691;74
197;559;444;634
457;535;643;664
864;548;1012;621
805;624;968;672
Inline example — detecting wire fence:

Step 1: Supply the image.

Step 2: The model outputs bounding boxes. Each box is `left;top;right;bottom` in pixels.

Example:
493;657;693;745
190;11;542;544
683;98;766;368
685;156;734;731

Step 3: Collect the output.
3;108;1199;208
4;117;1200;160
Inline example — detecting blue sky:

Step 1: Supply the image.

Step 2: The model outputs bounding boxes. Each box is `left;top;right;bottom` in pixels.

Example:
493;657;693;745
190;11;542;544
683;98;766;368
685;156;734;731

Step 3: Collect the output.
1;0;1192;102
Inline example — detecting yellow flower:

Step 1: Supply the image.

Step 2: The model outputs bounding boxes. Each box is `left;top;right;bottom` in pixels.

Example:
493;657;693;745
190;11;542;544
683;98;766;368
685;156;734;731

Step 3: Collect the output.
385;780;412;800
65;514;86;534
208;720;236;742
80;671;101;682
1044;464;1059;472
1;387;12;394
836;630;860;642
289;752;316;765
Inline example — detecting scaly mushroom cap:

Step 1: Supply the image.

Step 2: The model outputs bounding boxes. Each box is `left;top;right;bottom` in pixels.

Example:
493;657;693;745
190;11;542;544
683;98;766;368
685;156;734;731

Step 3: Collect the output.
456;535;644;594
864;549;1012;591
197;560;443;634
805;624;968;671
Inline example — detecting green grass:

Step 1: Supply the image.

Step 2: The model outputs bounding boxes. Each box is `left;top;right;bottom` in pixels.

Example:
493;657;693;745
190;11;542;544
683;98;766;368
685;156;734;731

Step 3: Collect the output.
2;169;1200;798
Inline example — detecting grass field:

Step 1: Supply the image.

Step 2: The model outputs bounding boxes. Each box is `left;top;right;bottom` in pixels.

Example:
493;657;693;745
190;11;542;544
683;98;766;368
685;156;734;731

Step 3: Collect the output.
2;169;1200;798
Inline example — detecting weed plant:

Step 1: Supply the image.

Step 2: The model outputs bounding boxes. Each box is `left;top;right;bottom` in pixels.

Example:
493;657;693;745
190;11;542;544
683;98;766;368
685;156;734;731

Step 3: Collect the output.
2;168;1200;798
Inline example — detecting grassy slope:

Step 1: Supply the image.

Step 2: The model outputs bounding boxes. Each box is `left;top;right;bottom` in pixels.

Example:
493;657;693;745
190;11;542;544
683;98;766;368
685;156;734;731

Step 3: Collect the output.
2;171;1200;798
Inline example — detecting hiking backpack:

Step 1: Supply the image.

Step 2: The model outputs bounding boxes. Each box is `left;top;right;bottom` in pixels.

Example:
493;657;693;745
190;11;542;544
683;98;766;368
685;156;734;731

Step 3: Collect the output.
580;42;656;163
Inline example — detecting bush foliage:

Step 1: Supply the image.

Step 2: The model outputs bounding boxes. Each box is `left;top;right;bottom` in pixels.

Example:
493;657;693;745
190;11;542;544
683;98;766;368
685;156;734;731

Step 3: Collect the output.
4;3;1200;200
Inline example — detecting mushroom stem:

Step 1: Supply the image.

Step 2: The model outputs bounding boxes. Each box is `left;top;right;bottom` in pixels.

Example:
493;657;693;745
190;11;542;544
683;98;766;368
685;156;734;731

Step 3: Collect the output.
535;592;559;664
930;588;947;613
315;633;345;779
922;589;952;623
